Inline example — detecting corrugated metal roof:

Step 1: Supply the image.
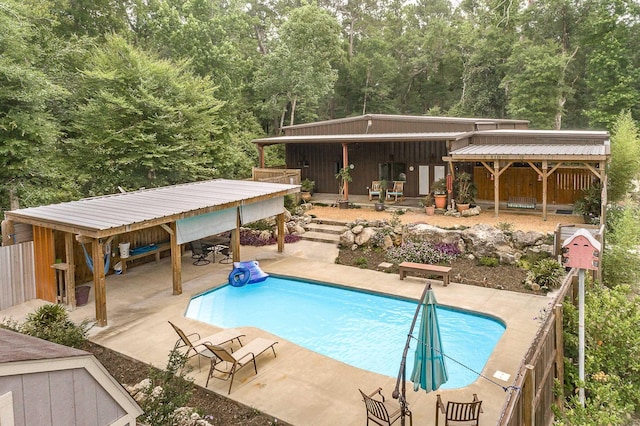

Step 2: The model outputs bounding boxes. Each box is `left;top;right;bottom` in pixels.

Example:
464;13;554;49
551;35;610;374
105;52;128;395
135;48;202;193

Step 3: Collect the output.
281;114;529;130
5;179;299;237
253;132;470;145
450;144;608;158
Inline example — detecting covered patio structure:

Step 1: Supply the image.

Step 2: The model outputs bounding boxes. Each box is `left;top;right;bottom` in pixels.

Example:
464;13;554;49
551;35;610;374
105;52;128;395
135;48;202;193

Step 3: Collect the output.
1;179;299;326
445;129;610;221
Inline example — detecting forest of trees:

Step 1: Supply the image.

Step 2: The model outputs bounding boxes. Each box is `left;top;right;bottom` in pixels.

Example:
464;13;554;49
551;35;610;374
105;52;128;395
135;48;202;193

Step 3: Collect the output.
1;0;639;212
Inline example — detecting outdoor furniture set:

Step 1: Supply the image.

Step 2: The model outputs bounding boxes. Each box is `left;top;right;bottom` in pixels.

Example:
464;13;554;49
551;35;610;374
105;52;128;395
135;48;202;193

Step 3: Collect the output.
368;180;405;201
169;321;278;394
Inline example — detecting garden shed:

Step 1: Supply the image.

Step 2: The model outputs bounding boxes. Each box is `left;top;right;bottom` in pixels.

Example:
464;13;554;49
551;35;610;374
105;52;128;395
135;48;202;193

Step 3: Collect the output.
0;328;142;425
1;179;299;326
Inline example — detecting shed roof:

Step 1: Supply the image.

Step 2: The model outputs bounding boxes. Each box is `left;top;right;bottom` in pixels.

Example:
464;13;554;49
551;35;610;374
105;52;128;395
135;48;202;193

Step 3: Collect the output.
5;179;299;238
0;328;88;363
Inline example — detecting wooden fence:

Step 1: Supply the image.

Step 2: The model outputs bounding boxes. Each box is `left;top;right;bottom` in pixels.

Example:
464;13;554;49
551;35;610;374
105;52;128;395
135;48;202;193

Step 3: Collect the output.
252;167;301;185
498;270;578;425
0;242;36;310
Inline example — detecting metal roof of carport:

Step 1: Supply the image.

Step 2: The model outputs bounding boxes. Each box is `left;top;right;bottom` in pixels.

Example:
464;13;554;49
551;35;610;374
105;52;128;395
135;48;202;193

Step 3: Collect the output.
4;179;300;239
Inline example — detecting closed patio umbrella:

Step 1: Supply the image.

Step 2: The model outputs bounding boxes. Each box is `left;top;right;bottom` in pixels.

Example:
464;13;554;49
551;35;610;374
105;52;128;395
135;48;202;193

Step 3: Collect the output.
410;287;448;392
393;284;448;426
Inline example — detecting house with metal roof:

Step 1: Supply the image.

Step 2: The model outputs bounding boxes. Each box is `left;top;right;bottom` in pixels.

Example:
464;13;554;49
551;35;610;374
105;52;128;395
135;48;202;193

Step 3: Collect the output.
252;114;610;220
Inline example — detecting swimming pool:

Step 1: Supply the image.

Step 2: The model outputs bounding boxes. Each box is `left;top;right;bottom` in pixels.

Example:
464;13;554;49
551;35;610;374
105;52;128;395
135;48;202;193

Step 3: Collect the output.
185;276;505;389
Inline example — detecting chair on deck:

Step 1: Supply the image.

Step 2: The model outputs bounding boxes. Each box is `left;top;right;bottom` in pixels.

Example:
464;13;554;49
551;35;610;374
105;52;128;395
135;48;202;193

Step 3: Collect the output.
168;321;244;368
191;241;213;266
204;337;278;394
369;181;382;201
435;393;482;425
215;244;232;264
359;388;410;426
387;181;404;202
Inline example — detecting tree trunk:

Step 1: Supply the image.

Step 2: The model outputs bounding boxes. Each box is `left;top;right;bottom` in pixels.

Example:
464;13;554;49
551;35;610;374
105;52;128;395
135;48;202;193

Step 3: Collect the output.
9;186;20;210
290;97;297;127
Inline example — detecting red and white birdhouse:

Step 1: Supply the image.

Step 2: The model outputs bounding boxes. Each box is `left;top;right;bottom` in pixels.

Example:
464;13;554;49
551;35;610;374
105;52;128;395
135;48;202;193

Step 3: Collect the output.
561;229;601;270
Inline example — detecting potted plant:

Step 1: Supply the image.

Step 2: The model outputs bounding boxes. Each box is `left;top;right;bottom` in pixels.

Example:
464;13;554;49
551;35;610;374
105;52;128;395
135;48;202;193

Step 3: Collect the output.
432;178;448;209
300;178;315;202
335;167;352;209
422;193;436;215
375;180;388;211
454;172;477;212
574;183;601;224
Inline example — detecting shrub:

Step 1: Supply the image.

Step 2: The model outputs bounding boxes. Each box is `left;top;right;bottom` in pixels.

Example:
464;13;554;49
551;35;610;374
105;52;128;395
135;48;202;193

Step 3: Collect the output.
524;258;565;291
139;349;194;426
559;283;640;423
19;304;92;348
478;257;499;267
354;257;368;268
495;222;514;232
239;229;302;246
386;241;461;265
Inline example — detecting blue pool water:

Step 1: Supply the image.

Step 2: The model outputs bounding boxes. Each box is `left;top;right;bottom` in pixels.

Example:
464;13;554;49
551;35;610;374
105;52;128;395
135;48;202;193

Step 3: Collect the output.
185;276;505;389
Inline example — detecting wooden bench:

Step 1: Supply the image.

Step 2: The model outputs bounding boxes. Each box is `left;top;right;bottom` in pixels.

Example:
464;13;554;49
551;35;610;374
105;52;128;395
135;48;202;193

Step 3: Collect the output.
398;262;452;286
507;196;537;209
121;243;171;274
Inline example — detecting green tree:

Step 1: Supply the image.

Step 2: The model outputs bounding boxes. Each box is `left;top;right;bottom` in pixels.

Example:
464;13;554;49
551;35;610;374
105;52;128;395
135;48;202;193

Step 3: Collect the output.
607;111;640;203
253;4;342;129
0;1;66;211
502;39;574;128
65;35;228;195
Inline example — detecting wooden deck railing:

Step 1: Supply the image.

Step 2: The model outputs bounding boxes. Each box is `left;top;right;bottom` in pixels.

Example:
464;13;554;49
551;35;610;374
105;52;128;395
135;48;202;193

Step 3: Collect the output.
498;270;578;425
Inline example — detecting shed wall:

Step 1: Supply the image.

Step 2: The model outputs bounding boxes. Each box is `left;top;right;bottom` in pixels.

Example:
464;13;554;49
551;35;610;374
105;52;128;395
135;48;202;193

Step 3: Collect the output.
0;368;125;426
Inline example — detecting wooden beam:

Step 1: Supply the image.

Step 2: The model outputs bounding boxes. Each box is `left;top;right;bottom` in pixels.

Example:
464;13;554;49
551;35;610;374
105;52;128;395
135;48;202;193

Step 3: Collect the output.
258;144;265;168
1;219;15;246
92;238;107;327
160;223;173;235
542;161;548;221
277;212;285;253
494;162;500;217
232;208;241;263
170;222;182;295
342;143;349;200
64;232;76;308
523;364;535;425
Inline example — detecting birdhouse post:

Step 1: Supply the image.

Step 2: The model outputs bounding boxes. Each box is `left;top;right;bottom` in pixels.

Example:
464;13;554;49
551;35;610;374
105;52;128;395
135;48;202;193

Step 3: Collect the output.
561;229;601;407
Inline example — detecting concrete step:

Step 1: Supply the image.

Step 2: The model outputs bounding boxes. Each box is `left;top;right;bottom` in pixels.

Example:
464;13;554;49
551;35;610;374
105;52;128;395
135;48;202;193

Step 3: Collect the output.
304;222;346;235
300;231;341;244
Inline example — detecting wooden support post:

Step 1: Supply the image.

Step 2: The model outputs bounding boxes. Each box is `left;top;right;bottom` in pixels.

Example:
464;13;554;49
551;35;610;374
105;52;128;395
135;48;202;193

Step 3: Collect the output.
494;162;500;217
554;303;565;412
169;222;182;295
542;161;548;221
342;143;349;200
277;212;285;253
523;364;535;425
232;208;241;263
92;238;107;327
64;232;76;308
1;219;15;246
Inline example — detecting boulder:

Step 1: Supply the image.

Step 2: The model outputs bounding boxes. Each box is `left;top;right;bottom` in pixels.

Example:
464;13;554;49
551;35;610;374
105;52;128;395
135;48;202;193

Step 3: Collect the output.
355;227;378;246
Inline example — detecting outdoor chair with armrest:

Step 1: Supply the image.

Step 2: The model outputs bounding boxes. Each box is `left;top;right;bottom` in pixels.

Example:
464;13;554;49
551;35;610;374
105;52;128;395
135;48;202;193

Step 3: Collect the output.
204;337;278;394
168;321;244;368
369;181;382;201
387;181;404;202
191;241;214;265
359;387;411;426
435;393;482;425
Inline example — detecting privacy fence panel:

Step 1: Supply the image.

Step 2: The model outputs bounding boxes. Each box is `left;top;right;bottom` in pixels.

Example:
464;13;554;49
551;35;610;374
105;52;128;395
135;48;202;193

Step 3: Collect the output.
0;242;36;310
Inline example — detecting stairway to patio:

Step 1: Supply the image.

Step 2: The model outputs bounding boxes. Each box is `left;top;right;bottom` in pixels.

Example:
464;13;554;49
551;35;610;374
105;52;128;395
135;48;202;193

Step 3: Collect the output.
302;219;346;244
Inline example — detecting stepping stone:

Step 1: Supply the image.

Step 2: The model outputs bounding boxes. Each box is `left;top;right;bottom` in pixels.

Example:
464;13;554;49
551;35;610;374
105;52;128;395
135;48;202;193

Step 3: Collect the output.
378;262;393;269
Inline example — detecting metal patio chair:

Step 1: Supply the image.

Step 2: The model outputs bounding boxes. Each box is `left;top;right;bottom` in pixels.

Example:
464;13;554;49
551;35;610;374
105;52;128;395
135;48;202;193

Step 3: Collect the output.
435;393;482;425
359;388;411;426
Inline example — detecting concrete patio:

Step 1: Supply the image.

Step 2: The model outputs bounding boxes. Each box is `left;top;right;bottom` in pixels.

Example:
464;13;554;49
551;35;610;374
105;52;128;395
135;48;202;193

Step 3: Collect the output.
2;240;553;425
